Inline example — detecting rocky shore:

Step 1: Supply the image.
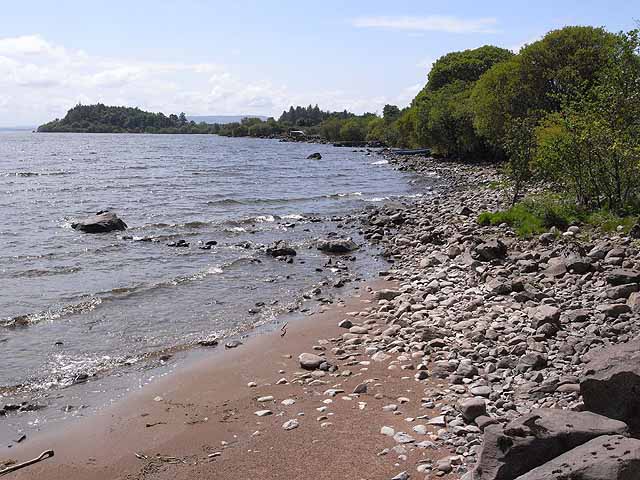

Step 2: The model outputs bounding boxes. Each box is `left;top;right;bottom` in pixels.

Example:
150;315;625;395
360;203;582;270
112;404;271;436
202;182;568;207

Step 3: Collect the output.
4;153;640;480
343;153;640;478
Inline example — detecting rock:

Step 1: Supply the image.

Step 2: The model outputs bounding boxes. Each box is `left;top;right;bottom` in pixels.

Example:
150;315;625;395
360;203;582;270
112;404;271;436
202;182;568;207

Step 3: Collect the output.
515;435;640;480
473;239;508;262
338;319;353;329
628;292;640;313
225;340;242;349
390;472;409;480
393;432;415;444
458;398;487;422
254;410;272;417
472;409;628;480
381;426;395;436
527;305;561;330
517;352;547;372
71;211;127;233
282;419;299;430
298;352;325;370
606;269;640;286
307;152;322;160
436;457;454;474
352;383;367;394
316;237;359;254
198;338;219;347
371;351;391;362
581;338;640;432
374;289;401;301
266;240;296;257
630;222;640;239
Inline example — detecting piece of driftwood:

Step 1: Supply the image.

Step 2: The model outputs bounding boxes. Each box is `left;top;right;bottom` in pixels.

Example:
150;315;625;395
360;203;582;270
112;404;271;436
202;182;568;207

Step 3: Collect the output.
0;450;54;476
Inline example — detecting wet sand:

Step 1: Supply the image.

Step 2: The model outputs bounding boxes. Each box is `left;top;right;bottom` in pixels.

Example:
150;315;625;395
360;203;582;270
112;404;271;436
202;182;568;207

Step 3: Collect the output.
2;280;455;480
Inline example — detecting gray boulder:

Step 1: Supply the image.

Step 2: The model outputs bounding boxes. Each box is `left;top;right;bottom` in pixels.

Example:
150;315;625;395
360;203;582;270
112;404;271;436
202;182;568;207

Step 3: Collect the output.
607;269;640;286
514;435;640;480
527;305;561;330
472;409;628;480
580;338;640;432
473;239;508;262
316;237;359;254
71;211;127;233
266;240;296;257
307;152;322;160
298;352;324;370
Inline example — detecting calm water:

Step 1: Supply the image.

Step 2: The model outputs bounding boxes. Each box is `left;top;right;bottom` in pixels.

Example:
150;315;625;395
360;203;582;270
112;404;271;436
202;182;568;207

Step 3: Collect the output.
0;132;427;427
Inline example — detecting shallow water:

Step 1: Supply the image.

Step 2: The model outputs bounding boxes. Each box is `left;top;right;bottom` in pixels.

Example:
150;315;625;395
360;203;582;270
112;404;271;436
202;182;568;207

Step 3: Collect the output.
0;133;429;416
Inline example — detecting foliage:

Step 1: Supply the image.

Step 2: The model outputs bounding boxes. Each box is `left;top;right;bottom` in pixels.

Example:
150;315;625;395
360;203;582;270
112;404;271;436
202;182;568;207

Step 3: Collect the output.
533;30;640;212
402;45;513;158
501;116;537;204
471;26;619;146
37;104;213;134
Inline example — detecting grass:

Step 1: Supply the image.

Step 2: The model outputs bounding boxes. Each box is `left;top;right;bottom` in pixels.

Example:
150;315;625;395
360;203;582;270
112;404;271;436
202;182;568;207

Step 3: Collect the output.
478;195;638;238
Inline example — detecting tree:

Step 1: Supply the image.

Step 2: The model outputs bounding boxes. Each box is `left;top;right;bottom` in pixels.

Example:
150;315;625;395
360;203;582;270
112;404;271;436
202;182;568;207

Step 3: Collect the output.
472;26;619;147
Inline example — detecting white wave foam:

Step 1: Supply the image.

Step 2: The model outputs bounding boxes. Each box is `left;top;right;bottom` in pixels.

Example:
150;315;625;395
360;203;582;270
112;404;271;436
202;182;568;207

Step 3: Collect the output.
370;160;389;165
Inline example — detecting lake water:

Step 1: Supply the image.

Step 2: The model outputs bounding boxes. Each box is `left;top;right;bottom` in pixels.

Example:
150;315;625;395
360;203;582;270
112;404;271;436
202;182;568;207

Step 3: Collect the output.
0;132;427;437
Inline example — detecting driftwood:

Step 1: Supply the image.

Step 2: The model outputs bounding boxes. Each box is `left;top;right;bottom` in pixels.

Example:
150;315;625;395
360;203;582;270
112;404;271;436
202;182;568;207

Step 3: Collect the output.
0;450;54;476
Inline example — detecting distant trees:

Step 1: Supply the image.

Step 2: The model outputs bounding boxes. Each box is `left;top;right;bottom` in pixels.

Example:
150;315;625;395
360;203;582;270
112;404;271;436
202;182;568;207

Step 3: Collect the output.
38;104;214;134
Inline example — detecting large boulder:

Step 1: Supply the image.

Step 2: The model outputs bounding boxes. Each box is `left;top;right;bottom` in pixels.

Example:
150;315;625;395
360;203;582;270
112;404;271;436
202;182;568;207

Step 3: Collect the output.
580;338;640;432
473;239;508;262
316;237;359;254
71;211;127;233
514;435;640;480
606;269;640;286
527;305;561;330
298;352;324;370
472;409;628;480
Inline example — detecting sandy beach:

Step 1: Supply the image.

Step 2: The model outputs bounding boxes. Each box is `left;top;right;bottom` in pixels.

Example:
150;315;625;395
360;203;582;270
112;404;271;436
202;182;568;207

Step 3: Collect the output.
4;279;456;480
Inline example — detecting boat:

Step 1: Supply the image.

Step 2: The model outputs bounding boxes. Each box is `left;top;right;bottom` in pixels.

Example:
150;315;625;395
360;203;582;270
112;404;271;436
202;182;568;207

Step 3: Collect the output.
392;148;432;156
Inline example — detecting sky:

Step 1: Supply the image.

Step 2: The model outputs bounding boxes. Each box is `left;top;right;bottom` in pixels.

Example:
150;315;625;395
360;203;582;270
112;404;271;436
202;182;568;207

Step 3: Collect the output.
0;0;638;126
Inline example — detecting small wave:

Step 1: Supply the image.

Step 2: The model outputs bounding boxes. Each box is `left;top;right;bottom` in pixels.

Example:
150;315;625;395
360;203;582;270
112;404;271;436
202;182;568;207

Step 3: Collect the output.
370;159;389;165
364;193;424;203
2;297;102;328
327;192;363;199
3;171;70;177
9;265;81;279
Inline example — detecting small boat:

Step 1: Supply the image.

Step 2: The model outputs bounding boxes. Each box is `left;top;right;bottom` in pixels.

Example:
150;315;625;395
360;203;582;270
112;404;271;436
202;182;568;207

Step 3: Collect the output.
392;148;431;156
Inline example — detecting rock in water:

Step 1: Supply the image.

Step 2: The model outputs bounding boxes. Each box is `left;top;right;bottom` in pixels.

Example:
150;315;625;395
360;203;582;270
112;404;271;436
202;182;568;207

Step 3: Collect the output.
580;338;640;432
307;152;322;160
266;240;296;257
316;237;359;254
472;409;628;480
515;435;640;480
71;211;127;233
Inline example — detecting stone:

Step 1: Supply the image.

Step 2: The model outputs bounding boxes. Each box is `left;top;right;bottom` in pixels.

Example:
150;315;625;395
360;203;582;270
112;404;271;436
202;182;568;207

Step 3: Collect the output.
393;432;415;444
515;435;640;480
352;382;367;394
225;340;242;349
527;305;561;329
606;269;640;286
581;338;640;432
266;240;296;257
473;239;508;262
307;152;322;160
381;426;395;436
374;289;401;301
472;409;628;480
458;398;487;422
628;292;640;313
282;419;299;430
517;352;547;372
298;352;325;370
390;472;409;480
254;410;272;417
316;237;359;254
338;319;353;329
371;351;391;362
71;211;127;233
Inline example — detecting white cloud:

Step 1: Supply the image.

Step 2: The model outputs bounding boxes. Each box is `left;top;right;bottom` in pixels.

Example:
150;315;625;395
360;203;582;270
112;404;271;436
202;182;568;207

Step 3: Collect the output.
352;15;499;34
0;34;421;126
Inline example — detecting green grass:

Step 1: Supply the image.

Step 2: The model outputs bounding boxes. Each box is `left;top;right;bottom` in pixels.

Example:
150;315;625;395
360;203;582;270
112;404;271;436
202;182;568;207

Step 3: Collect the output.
478;195;638;238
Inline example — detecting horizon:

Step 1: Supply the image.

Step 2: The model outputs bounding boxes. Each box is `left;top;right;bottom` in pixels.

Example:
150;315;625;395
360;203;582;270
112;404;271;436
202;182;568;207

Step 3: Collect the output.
1;0;638;127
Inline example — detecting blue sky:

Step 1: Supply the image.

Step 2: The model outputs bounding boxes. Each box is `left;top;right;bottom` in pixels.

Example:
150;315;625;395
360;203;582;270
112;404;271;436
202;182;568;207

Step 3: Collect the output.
0;0;638;126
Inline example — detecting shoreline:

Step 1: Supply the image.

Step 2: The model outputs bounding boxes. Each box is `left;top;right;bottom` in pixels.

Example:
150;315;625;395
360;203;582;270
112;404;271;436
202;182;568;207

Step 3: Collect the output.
4;151;639;479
